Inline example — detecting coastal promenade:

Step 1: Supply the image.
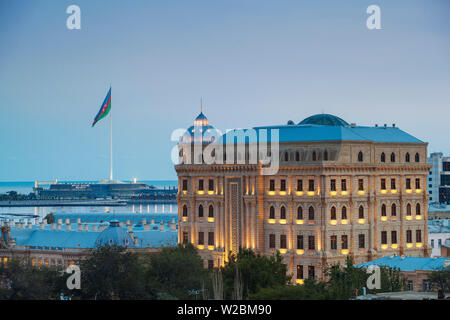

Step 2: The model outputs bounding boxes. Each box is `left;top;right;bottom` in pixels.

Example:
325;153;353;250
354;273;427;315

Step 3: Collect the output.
0;198;178;207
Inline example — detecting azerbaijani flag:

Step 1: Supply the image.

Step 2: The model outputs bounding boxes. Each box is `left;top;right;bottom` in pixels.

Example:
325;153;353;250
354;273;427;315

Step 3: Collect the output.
92;87;111;127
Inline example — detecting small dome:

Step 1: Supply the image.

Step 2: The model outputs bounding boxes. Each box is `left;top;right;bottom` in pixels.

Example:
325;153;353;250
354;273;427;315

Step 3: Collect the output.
299;114;349;127
95;220;135;247
180;111;219;145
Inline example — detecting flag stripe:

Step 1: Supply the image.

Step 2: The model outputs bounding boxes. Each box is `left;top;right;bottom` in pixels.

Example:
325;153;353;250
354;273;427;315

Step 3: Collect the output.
92;88;111;127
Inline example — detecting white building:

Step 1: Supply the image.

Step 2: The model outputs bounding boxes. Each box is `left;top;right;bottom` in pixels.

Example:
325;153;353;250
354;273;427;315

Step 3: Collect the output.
428;219;450;257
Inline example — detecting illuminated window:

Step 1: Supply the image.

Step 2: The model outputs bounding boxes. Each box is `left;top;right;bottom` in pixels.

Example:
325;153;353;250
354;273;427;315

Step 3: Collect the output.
358;179;364;191
182;231;188;243
330;179;336;191
297;207;303;220
297;265;304;279
341;235;348;250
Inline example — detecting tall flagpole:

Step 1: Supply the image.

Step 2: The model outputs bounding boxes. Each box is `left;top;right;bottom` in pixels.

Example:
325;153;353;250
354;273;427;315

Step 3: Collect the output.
110;85;113;182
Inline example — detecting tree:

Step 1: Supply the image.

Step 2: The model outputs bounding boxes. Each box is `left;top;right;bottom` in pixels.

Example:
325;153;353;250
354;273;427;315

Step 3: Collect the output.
75;245;148;300
44;213;55;224
248;279;330;300
325;257;368;299
428;266;450;297
146;243;209;300
221;248;291;299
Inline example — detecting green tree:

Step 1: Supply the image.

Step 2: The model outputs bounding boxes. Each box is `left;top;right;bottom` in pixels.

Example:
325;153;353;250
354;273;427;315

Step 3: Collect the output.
146;243;209;300
325;257;369;299
428;266;450;296
44;213;55;224
75;245;148;300
221;248;291;299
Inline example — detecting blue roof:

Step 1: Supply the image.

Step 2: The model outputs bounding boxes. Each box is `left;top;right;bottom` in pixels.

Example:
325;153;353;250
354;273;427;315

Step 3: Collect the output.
96;220;135;248
355;256;450;271
299;114;349;127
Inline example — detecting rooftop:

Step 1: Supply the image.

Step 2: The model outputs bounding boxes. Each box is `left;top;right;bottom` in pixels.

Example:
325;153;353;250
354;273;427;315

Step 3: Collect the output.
355;255;450;272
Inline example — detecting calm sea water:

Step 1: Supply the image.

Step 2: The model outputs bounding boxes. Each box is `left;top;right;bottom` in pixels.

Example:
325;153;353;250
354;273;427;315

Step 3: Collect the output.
0;180;178;219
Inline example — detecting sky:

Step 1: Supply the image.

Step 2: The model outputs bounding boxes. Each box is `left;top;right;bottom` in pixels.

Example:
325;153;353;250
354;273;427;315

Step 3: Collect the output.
0;0;449;181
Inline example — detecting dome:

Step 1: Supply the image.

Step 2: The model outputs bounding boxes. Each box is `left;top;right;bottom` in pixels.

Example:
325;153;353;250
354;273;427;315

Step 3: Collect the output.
180;111;219;145
298;114;349;127
95;220;135;248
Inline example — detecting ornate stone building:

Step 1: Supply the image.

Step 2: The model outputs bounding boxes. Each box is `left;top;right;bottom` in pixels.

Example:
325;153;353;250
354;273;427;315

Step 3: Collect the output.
176;113;431;282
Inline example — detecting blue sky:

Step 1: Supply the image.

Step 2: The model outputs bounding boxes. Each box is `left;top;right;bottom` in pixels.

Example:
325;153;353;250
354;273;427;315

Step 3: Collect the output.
0;0;449;181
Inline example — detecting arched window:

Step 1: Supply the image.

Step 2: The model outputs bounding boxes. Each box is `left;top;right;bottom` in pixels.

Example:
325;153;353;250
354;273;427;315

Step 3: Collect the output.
416;203;421;215
405;153;410;162
406;203;412;216
269;206;275;219
182;205;188;217
381;204;386;216
308;206;315;220
342;206;347;220
358;151;363;162
324;150;328;161
391;152;396;162
297;206;303;220
391;203;397;217
381;152;386;162
415;153;420;162
198;205;204;218
312;151;317;161
280;206;286;219
295;151;300;161
208;205;214;218
330;206;337;220
284;152;289;162
358;205;364;219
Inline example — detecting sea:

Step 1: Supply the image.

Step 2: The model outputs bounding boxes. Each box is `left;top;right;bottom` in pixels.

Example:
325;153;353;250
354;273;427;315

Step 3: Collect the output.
0;180;178;219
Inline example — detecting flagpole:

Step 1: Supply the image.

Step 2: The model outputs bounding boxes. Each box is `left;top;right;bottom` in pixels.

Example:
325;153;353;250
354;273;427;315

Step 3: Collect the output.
110;85;113;182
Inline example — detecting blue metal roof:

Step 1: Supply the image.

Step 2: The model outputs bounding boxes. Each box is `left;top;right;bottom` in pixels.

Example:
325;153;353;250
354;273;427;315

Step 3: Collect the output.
299;114;349;127
355;256;449;271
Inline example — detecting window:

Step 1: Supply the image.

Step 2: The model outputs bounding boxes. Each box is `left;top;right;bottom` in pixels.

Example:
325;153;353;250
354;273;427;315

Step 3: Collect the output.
330;206;337;220
269;206;275;219
297;235;304;249
406;230;412;243
406;178;411;189
391;178;396;190
423;280;431;292
308;179;315;192
308;266;315;279
208;260;214;269
198;232;204;245
208;179;214;191
182;179;188;191
408;281;413;291
297;265;304;279
280;235;287;249
406;203;412;216
312;151;317;161
182;205;188;217
284;152;289;162
341;179;347;191
330;235;337;250
208;205;214;218
182;231;188;243
416;230;422;243
391;152;396;162
359;234;365;248
342;206;347;220
358;179;364;191
308;206;315;220
415;178;421;189
381;152;386;162
381;231;387;244
431;239;435;248
208;232;214;245
199;179;204;191
358;151;363;162
308;236;315;250
280;179;286;191
324;150;328;161
330;179;336;191
415;153;420;162
381;204;387;216
280;206;286;219
297;206;303;219
438;239;442;248
391;231;397;244
405;153;410;162
198;205;204;218
295;151;300;161
341;235;348;249
416;203;421;215
269;180;275;191
297;180;303;191
269;234;275;248
381;178;386;190
391;203;397;217
359;205;364;219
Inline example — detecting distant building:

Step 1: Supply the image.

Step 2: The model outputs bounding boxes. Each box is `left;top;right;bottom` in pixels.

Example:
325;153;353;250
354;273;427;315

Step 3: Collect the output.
428;219;450;257
0;214;178;267
176;112;430;282
427;152;450;204
356;255;450;292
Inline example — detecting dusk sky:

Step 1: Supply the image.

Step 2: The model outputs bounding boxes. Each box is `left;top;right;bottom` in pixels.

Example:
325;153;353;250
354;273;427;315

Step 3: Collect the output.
1;0;449;181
